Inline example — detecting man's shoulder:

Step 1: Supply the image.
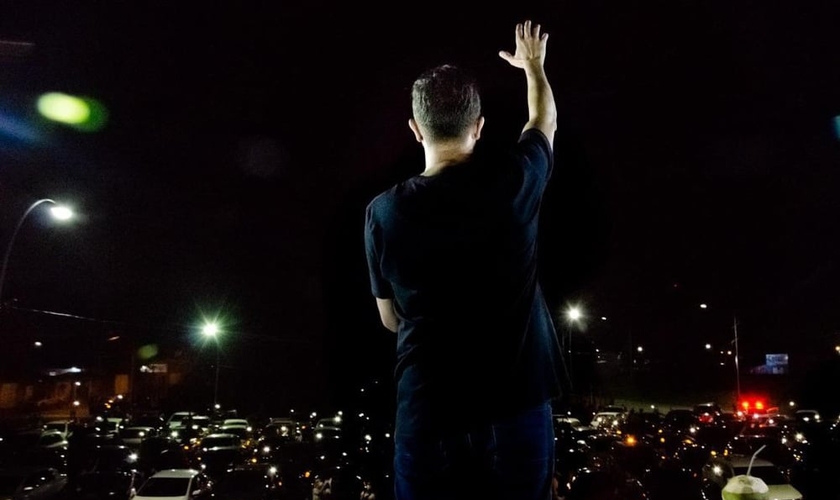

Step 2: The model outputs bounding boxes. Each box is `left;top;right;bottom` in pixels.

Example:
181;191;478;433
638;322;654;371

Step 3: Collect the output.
366;178;414;214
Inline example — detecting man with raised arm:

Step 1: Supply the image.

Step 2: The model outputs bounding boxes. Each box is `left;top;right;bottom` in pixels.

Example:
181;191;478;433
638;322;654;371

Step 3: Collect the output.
364;20;565;500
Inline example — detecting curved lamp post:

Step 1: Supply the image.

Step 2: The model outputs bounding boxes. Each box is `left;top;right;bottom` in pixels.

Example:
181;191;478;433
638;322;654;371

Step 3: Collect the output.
0;198;73;309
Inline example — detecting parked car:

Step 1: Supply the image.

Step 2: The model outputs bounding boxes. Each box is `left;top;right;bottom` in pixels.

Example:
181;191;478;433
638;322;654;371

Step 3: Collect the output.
72;444;144;500
192;434;245;477
130;468;212;500
0;466;67;500
42;420;75;439
590;411;624;433
700;454;804;500
693;402;723;425
120;427;159;450
210;463;289;500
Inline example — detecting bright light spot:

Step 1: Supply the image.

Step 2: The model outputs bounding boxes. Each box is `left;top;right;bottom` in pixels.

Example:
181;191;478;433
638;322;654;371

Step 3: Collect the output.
48;205;73;221
138;344;159;360
263;446;271;453
37;93;90;124
269;466;277;475
72;400;80;407
202;323;219;337
74;381;81;386
566;306;582;321
128;453;138;461
36;92;107;132
69;367;81;373
214;403;220;410
34;341;42;347
705;343;712;350
600;316;607;321
636;345;643;352
117;394;123;399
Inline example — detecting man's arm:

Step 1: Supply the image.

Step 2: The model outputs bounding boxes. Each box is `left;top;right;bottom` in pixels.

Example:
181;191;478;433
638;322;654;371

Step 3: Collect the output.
375;297;399;333
498;20;557;148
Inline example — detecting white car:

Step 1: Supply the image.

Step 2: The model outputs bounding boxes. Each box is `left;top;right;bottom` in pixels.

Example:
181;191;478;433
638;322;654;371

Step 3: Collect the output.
41;420;74;439
701;454;803;500
130;469;212;500
221;418;250;429
590;411;624;432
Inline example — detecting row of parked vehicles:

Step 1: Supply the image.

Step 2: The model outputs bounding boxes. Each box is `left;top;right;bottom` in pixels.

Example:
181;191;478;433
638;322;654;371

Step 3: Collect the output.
3;400;839;500
550;401;840;499
0;407;392;500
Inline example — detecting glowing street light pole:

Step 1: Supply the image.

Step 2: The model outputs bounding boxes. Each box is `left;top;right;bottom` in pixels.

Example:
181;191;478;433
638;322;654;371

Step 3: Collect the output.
565;306;583;388
0;199;73;310
202;322;222;409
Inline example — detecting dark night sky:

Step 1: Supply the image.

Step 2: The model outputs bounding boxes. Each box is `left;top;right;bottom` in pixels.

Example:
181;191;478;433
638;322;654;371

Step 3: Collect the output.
1;1;839;409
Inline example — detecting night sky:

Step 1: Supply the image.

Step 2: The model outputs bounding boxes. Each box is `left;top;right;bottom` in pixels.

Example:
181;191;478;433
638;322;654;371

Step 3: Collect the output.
1;1;839;410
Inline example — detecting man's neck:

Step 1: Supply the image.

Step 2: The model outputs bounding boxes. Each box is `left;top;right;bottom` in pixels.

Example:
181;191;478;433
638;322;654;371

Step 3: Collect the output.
421;143;474;177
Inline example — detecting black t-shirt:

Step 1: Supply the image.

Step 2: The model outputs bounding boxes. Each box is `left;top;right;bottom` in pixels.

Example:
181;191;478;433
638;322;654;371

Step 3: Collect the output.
364;129;564;436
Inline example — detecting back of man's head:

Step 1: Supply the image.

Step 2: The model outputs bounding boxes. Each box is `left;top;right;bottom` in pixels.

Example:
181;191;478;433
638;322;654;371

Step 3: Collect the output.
411;64;481;143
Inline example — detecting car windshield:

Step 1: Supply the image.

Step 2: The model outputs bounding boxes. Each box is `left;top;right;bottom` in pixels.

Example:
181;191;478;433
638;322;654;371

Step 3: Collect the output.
122;428;149;438
39;434;64;446
137;477;191;496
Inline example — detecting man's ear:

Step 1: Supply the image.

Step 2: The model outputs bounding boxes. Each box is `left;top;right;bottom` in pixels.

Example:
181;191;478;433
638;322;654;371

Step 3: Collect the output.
473;116;485;141
408;118;424;143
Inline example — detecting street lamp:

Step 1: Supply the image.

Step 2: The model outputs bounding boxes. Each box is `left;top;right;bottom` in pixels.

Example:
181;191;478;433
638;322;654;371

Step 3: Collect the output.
565;305;584;386
202;322;222;409
0;198;74;309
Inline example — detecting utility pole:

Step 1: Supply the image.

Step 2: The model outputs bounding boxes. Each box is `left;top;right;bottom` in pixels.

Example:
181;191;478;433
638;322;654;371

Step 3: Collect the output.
733;316;741;402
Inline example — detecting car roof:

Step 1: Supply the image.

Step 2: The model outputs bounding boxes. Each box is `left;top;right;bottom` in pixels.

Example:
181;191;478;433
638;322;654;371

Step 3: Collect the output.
150;469;200;478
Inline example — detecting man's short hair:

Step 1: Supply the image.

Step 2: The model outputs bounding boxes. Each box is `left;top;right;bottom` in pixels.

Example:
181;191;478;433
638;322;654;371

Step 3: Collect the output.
411;64;481;142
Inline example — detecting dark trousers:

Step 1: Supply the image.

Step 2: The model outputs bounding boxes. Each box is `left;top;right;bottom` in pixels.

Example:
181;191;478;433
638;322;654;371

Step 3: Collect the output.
394;399;555;500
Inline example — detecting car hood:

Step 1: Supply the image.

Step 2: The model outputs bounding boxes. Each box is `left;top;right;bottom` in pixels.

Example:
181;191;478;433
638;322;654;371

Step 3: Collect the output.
766;484;803;500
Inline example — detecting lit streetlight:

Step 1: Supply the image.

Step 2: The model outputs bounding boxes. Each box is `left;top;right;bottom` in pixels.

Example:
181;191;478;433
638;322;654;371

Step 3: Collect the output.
0;199;74;309
202;322;222;408
565;305;584;387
